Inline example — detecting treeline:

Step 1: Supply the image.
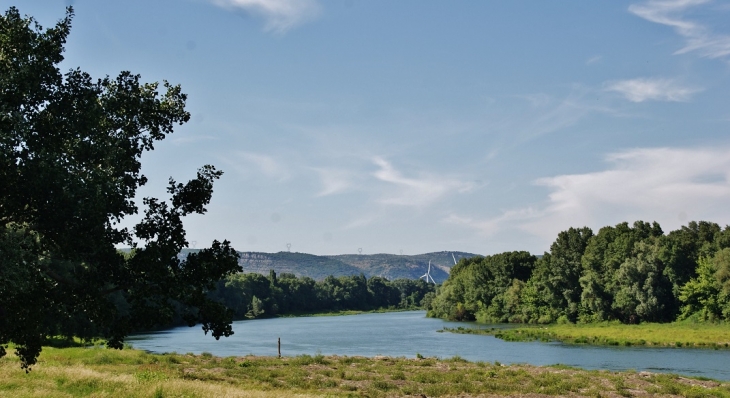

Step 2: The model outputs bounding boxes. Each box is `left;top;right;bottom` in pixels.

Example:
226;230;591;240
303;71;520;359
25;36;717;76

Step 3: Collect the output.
207;271;436;319
429;221;730;324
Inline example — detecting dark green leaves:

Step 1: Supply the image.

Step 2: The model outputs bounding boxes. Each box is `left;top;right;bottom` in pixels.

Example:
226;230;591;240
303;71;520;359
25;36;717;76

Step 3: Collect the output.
431;221;730;326
0;6;239;370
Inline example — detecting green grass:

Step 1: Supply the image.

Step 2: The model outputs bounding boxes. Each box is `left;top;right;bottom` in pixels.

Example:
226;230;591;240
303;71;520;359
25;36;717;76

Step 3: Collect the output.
1;345;729;397
442;321;730;348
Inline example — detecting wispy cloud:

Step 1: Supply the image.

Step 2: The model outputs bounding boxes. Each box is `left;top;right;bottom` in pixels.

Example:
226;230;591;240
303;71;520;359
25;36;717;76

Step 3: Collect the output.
604;78;701;102
523;97;590;138
442;209;538;237
224;151;290;181
342;213;379;230
586;55;603;65
170;135;218;145
629;0;730;59
372;157;475;207
313;167;354;197
471;89;620;159
210;0;321;33
512;90;598;142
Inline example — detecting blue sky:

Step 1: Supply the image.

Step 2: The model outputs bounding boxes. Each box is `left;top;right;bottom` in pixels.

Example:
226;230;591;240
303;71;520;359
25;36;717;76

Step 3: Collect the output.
12;0;730;255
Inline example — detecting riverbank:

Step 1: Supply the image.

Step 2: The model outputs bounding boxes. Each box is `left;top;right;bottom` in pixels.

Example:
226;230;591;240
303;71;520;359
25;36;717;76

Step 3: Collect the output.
441;321;730;348
1;346;728;397
274;307;417;318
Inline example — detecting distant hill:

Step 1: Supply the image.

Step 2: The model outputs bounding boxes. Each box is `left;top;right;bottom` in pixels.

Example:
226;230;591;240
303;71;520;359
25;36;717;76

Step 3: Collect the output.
148;249;528;282
234;250;480;283
235;252;364;281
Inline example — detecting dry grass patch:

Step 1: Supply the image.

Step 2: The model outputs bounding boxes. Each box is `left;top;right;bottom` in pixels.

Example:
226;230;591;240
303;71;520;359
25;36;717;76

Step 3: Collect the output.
2;347;730;397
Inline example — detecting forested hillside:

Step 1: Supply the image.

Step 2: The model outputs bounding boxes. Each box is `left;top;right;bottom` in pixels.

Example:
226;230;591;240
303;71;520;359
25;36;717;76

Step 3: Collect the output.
429;221;730;324
227;251;477;283
236;252;363;280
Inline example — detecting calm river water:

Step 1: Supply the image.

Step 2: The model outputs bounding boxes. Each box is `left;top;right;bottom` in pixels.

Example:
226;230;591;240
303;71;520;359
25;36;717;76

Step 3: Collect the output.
128;311;730;380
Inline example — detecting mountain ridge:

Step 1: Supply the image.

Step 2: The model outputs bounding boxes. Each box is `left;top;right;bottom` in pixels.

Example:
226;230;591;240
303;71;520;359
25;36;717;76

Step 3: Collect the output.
232;250;480;283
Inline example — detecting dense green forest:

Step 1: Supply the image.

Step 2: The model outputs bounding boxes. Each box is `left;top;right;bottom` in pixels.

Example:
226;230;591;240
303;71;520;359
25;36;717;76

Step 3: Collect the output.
429;221;730;324
205;271;436;320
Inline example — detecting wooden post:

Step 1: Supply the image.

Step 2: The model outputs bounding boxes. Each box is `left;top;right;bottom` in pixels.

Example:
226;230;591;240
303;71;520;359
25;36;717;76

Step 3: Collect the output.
278;337;281;358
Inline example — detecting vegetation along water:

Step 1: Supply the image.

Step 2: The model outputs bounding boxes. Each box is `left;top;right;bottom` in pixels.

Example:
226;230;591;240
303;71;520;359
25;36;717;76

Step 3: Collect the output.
3;345;730;397
428;221;730;326
441;321;730;348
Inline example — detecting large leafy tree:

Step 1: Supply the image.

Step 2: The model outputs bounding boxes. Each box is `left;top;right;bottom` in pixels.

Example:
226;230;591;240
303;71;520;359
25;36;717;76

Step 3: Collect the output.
611;241;673;323
522;227;593;323
579;221;663;321
679;248;730;321
428;252;536;322
658;220;723;316
0;7;241;370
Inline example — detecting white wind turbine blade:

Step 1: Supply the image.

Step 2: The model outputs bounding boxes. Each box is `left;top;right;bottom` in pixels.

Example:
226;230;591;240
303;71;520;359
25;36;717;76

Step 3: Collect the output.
421;260;431;282
452;253;457;265
425;260;436;284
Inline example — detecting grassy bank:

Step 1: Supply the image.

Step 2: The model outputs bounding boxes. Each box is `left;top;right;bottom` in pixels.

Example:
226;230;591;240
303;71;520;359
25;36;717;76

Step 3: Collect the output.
1;346;729;397
441;321;730;348
275;307;419;318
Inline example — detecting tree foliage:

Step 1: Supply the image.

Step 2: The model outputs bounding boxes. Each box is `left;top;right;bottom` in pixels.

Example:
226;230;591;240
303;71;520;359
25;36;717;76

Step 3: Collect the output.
428;251;537;322
678;248;730;321
579;221;663;322
0;7;240;370
611;241;672;323
208;271;435;319
430;220;730;326
521;227;593;323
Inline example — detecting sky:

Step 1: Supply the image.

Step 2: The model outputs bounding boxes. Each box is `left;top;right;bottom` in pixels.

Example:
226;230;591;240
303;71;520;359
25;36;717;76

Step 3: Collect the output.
10;0;730;256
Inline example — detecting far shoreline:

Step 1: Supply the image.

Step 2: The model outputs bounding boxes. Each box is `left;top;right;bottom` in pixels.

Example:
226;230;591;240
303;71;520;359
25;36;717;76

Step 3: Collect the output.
440;320;730;349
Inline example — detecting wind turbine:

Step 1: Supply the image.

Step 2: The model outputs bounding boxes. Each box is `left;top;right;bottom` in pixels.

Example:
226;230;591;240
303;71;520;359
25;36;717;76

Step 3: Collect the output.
452;252;457;265
420;260;436;284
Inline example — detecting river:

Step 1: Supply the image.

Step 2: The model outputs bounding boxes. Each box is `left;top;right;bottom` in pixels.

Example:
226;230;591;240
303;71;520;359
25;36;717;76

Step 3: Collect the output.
127;310;730;380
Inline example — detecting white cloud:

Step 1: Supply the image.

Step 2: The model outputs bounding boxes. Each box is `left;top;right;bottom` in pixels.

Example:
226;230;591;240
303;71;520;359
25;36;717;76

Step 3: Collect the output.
604;78;701;102
446;147;730;245
533;147;730;238
372;157;475;207
210;0;321;33
629;0;730;59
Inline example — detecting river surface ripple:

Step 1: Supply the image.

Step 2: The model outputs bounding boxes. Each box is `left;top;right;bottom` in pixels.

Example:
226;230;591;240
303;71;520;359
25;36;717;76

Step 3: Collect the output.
128;310;730;381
